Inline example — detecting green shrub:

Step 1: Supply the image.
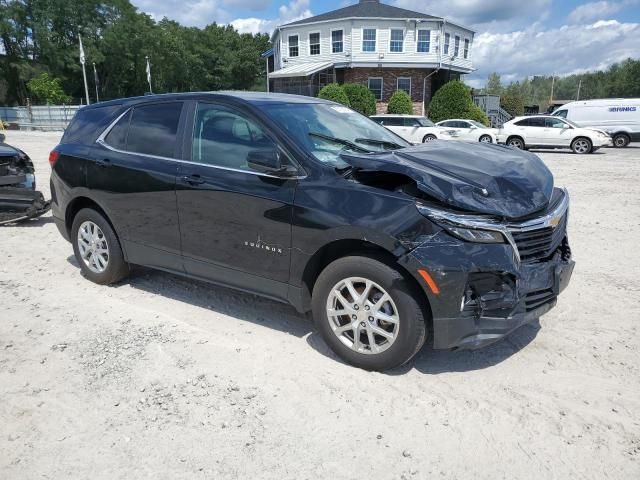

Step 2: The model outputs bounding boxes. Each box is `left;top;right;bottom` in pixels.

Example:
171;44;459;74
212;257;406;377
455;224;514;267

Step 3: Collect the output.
465;104;491;127
318;83;350;107
26;72;71;105
427;80;473;123
387;90;413;114
343;83;376;116
500;93;525;117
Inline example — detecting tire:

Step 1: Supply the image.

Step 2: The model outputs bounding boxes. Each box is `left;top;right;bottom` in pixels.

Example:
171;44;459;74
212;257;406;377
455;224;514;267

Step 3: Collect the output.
507;136;525;150
71;208;129;285
423;134;437;143
312;256;427;371
612;133;630;148
479;134;493;143
571;137;592;154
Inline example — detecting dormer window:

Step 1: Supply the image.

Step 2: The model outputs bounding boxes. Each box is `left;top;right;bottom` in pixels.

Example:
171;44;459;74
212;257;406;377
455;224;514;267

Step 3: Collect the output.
417;30;430;53
390;29;404;52
362;28;376;52
288;35;299;57
309;32;320;55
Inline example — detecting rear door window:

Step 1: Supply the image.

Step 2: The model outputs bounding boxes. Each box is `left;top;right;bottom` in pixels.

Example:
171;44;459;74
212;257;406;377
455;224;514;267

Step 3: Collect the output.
403;118;421;127
126;102;184;158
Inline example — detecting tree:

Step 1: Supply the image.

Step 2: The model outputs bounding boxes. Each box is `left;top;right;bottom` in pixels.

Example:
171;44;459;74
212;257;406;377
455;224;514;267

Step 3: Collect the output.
26;73;71;104
318;83;350;106
387;90;413;114
342;83;376;116
485;72;503;95
500;93;525;117
465;104;490;126
427;80;472;122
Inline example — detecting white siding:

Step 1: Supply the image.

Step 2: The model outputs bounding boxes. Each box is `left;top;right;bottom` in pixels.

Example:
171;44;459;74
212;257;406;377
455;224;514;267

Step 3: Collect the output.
273;18;474;72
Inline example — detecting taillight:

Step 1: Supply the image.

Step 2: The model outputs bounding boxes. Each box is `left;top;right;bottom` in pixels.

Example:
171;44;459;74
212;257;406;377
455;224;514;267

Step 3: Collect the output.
49;150;60;167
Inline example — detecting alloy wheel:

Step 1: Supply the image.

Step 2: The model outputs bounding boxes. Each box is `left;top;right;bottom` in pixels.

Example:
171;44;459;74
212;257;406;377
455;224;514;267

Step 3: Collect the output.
326;277;400;355
573;139;591;154
77;220;109;274
479;135;492;143
508;138;523;149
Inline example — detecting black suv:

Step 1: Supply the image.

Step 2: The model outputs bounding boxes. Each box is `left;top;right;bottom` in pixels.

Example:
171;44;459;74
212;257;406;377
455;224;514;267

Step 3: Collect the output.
50;92;574;370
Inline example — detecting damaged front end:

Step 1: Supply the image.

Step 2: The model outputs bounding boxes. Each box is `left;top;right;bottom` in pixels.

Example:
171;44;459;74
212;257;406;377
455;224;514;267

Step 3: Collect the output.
0;136;51;225
341;141;575;350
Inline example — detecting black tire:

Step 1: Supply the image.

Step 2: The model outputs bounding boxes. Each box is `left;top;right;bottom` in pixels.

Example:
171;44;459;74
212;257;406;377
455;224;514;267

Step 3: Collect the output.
479;134;493;143
507;136;525;149
423;134;437;143
312;256;427;371
71;208;129;285
571;137;593;154
612;133;630;148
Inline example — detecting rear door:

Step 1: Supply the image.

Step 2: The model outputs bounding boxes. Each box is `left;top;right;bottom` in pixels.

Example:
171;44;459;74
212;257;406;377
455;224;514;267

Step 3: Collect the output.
175;101;300;297
90;101;185;270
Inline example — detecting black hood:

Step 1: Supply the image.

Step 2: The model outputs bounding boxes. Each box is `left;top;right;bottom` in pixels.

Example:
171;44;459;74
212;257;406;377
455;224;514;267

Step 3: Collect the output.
341;141;554;219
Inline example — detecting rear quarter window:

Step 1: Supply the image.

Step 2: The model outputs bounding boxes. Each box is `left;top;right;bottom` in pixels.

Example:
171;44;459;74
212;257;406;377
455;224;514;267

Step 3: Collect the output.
61;105;124;145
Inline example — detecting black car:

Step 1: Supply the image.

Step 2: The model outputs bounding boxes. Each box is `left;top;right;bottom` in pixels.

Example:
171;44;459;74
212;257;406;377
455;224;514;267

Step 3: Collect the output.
50;92;574;370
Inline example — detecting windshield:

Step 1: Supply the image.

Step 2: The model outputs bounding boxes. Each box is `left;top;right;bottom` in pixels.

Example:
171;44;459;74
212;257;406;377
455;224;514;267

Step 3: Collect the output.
259;103;410;167
469;120;487;129
417;117;435;127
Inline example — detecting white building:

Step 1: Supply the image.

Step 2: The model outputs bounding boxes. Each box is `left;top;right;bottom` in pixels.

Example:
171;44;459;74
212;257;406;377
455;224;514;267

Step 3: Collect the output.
265;0;475;113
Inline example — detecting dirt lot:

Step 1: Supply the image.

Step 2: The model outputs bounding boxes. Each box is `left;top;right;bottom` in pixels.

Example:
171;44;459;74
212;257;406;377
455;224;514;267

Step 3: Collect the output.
1;130;639;479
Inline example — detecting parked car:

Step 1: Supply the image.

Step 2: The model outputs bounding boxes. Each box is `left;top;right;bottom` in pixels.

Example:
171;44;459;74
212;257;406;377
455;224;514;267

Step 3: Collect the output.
0;132;50;225
497;115;612;154
50;93;574;371
370;114;457;143
552;98;640;148
435;119;498;143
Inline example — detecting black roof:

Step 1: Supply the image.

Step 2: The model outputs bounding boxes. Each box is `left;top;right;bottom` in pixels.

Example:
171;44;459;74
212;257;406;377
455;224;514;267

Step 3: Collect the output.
282;0;441;27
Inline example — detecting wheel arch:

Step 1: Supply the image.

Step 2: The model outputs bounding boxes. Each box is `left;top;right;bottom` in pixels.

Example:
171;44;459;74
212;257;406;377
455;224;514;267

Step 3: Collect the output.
506;135;525;146
65;196;116;239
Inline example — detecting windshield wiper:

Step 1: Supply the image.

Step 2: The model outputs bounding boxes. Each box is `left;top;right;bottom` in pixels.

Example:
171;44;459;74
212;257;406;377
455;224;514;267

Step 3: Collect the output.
308;132;372;153
354;138;404;150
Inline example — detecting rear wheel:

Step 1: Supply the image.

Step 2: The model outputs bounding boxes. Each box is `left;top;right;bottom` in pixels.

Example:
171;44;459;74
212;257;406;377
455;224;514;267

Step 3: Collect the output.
312;256;427;371
71;208;129;285
507;137;525;149
479;134;493;143
613;133;630;148
571;137;592;154
423;134;437;143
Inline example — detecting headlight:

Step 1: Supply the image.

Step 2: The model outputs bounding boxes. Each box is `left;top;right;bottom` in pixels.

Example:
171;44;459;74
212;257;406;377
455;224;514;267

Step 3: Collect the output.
416;203;506;244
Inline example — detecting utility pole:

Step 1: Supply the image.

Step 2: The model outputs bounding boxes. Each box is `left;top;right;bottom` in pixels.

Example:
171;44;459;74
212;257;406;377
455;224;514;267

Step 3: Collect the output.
549;74;555;105
576;79;582;101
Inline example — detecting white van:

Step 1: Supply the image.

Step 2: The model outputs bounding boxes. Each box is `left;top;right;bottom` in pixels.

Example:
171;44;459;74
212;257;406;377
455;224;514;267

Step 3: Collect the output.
552;99;640;147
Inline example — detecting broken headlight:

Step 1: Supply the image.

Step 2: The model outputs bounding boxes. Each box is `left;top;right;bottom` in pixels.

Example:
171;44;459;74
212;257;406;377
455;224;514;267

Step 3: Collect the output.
415;202;506;244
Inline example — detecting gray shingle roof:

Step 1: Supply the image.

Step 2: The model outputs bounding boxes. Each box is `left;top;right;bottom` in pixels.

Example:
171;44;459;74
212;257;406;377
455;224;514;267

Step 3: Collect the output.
281;0;442;27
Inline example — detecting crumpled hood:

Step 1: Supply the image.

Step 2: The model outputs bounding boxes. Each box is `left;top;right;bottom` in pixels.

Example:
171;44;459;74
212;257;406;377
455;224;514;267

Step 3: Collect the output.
0;144;21;157
341;141;554;219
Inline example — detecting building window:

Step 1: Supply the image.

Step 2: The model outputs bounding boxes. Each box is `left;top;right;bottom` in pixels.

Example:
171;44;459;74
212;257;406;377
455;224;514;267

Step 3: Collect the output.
332;30;343;53
362;28;376;52
390;29;404;53
309;32;320;55
454;35;460;57
397;77;411;96
464;38;470;59
443;32;450;55
288;35;298;57
368;77;383;101
417;29;430;52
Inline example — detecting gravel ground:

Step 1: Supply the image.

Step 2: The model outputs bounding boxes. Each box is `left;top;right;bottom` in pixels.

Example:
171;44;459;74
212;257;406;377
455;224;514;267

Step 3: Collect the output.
1;130;639;479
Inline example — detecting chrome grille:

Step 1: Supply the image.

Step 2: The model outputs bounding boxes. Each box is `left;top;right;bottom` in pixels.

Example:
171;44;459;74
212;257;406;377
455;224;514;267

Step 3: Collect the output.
510;213;568;262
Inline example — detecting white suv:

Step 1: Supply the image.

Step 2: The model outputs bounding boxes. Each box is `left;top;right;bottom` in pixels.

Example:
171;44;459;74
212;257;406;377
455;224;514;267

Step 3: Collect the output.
435;119;498;143
498;115;612;154
370;115;457;144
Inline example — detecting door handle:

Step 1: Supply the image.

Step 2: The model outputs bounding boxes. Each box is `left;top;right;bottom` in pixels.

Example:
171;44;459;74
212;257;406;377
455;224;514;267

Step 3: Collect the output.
180;174;205;185
96;158;111;168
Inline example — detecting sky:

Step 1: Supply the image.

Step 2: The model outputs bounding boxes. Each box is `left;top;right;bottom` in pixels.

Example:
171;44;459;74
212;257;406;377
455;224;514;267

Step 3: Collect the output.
130;0;640;86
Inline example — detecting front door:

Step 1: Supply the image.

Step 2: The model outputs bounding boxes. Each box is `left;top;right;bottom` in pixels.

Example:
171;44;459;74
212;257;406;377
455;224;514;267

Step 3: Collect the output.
175;101;299;298
540;117;573;146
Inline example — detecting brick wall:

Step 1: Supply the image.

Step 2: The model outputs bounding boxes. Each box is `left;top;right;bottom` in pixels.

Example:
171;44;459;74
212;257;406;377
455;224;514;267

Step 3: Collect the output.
342;67;433;114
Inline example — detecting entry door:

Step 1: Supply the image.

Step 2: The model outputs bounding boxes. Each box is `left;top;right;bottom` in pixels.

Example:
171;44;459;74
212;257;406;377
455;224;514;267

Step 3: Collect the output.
176;101;299;292
541;117;573;146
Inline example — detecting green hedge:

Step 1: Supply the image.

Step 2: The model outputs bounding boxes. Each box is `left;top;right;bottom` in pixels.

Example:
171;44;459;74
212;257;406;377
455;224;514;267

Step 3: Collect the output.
342;83;376;116
387;90;413;114
318;83;351;107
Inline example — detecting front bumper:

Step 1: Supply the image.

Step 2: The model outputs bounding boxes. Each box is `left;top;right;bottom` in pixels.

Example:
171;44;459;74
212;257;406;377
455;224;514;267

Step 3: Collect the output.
399;232;574;350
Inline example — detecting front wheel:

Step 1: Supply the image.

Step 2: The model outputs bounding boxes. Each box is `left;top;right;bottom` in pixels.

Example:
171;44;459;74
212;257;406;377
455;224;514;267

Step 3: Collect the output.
312;256;427;371
507;137;525;149
571;137;592;154
423;134;437;143
479;134;493;143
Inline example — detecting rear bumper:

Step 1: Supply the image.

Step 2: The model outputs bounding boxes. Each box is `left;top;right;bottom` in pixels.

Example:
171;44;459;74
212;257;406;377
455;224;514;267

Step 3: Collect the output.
399;233;575;350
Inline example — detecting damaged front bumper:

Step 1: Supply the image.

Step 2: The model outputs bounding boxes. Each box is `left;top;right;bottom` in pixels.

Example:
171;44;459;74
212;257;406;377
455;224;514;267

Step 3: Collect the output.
399;190;575;350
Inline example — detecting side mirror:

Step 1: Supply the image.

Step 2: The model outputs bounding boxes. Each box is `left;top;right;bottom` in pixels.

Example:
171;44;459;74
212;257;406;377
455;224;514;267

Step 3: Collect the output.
469;125;477;130
247;148;297;176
